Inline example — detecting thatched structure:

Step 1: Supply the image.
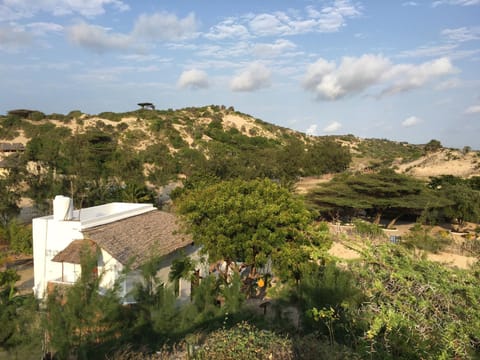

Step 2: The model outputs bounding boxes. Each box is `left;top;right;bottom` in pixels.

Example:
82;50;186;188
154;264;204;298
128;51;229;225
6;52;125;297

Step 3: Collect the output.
83;210;192;269
52;239;98;264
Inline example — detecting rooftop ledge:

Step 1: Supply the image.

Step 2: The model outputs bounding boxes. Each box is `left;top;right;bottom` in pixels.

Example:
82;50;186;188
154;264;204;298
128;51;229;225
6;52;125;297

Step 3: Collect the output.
36;202;156;230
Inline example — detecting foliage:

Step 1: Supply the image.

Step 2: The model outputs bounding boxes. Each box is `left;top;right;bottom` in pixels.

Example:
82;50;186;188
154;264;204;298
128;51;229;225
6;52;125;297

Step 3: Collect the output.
401;224;452;253
424;139;442;153
0;219;32;254
0;268;42;357
308;169;451;225
0;177;20;225
349;245;480;359
304;138;351;175
195;321;294;360
440;184;480;225
45;248;124;360
176;178;314;279
353;219;386;239
354;138;423;165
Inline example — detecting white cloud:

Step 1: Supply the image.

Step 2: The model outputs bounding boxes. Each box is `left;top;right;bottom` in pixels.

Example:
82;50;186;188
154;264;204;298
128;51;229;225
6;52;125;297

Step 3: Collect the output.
67;11;198;53
177;69;209;89
442;27;480;42
402;116;423;127
402;1;419;5
433;0;480;6
435;78;461;90
302;54;391;100
230;63;272;92
133;12;197;41
253;39;296;58
306;124;318;135
303;54;456;100
205;19;250;40
383;57;456;95
68;22;132;53
26;22;64;36
0;0;129;20
323;121;342;133
243;0;360;37
398;44;457;58
0;25;32;52
465;105;480;114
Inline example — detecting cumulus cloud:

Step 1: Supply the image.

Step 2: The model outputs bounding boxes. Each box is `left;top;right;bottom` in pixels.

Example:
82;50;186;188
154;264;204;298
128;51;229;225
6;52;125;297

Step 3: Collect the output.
323;121;342;133
402;116;423;127
230;63;272;92
0;0;129;20
303;54;391;100
302;54;456;100
306;124;318;135
177;69;209;89
383;57;456;95
464;105;480;114
133;12;197;41
253;39;296;58
68;22;132;53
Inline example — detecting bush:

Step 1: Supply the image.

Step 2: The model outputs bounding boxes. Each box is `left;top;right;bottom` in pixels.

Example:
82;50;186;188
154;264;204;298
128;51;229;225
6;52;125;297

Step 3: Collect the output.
353;219;385;239
402;224;452;253
0;220;32;255
195;321;294;360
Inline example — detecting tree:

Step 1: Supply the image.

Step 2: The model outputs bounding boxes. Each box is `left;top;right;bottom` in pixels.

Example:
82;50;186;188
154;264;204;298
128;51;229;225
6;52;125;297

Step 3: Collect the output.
176;179;313;280
0;177;20;225
45;246;123;359
440;183;480;225
0;220;32;254
308;170;451;226
424;139;442;153
304;138;351;175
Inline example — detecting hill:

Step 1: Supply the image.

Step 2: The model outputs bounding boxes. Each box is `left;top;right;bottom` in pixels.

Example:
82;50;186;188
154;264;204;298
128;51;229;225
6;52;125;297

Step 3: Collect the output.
1;105;479;210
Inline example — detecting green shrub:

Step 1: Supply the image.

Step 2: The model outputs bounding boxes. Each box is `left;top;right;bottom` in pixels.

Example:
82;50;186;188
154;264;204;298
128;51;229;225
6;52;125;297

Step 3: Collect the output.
0;220;32;255
195;321;294;360
402;224;452;253
353;219;385;238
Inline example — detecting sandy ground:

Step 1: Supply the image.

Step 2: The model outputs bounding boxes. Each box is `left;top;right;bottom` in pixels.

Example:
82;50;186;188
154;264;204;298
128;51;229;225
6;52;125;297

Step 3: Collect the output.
328;222;478;270
396;149;480;179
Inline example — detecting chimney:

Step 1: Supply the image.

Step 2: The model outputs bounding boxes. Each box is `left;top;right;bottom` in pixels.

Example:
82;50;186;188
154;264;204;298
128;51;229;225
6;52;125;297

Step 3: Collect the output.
53;195;74;221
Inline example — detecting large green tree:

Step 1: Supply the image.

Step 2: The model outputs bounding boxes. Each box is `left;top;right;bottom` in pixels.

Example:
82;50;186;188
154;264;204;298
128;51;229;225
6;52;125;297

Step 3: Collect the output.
308;169;450;226
176;178;314;279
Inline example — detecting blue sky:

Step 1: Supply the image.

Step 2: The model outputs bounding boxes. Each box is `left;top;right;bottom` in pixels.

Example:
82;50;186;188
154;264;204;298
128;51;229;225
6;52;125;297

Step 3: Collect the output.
1;1;479;148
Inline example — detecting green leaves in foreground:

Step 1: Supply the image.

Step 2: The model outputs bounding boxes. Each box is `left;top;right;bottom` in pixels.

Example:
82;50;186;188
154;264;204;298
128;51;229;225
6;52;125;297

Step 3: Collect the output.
351;245;480;359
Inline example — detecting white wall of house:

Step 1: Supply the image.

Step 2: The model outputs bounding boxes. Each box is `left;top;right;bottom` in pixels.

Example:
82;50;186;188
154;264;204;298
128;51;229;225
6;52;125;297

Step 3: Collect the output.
32;217;84;299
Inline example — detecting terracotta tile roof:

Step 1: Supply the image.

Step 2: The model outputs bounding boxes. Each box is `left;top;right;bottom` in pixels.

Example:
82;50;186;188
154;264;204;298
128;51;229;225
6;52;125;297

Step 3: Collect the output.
52;239;98;264
83;210;192;269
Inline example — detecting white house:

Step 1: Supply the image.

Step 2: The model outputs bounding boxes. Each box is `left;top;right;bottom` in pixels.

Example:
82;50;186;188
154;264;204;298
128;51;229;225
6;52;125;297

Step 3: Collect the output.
33;195;203;303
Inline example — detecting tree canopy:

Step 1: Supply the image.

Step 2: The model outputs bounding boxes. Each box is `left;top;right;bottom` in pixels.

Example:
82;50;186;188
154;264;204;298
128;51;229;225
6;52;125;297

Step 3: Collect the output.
176;178;314;277
308;169;451;226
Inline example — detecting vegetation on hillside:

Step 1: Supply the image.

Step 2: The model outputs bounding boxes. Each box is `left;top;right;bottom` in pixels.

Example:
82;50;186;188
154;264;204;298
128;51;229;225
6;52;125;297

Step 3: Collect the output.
0;106;351;215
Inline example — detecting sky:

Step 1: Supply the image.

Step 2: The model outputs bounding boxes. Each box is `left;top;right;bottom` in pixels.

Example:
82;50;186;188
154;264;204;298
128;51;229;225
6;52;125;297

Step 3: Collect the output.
0;1;479;148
